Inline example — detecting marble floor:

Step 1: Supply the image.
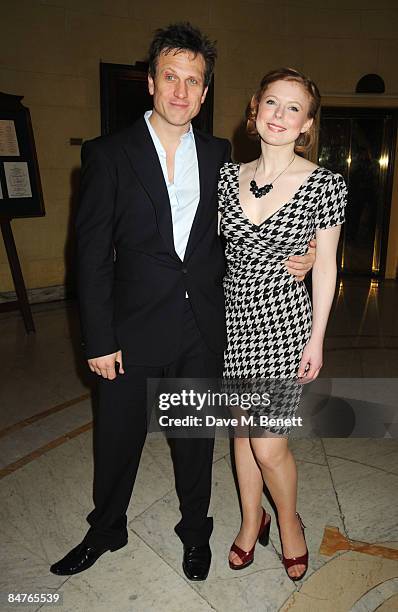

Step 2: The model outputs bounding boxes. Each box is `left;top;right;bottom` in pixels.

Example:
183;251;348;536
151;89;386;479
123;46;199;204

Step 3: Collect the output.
0;277;397;612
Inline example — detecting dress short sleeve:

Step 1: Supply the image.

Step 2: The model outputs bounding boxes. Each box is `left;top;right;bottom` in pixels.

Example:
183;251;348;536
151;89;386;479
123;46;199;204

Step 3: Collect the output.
315;172;347;230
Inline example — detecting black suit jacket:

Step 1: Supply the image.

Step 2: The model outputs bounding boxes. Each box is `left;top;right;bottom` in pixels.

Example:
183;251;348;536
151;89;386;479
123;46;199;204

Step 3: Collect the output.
76;117;231;366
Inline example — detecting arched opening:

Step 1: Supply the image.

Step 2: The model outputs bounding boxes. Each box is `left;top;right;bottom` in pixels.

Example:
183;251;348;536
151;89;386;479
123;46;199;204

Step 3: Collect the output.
356;74;385;94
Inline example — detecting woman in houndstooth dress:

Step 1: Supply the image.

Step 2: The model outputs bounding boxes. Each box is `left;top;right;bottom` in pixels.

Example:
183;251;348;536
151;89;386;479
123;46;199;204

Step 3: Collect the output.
218;69;346;580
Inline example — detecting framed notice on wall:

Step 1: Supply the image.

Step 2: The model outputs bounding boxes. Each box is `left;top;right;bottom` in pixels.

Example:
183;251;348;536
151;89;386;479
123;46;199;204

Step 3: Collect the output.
0;92;44;333
0;92;45;219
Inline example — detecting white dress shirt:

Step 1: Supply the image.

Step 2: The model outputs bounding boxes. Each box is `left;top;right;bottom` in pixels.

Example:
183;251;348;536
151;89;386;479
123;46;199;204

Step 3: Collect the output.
144;110;200;261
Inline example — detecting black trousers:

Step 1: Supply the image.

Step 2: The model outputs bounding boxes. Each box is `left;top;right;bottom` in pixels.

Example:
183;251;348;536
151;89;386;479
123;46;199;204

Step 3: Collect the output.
84;299;223;548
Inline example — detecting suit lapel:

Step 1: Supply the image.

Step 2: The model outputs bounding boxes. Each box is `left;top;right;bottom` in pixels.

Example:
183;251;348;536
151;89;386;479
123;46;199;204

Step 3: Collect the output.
123;118;178;260
184;130;216;262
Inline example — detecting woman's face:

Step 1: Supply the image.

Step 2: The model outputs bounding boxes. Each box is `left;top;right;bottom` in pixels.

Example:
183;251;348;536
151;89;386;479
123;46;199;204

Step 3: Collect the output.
255;79;313;147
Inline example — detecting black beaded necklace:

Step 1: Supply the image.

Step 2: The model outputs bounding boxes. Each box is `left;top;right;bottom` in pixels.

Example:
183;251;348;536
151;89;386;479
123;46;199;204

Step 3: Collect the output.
249;155;296;198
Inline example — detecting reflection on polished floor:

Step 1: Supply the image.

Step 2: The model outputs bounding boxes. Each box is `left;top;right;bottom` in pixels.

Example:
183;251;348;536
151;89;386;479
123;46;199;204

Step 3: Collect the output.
0;277;397;611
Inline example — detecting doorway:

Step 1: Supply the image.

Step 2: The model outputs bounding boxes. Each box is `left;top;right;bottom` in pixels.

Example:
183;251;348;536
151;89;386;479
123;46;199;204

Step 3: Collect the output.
318;107;397;277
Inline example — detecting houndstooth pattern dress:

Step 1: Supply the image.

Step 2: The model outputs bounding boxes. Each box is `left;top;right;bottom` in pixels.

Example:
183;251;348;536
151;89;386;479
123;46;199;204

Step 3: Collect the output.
218;163;347;433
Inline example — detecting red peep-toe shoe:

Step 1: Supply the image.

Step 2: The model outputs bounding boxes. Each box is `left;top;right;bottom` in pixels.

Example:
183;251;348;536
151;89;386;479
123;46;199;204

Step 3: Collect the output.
229;508;271;570
282;512;309;581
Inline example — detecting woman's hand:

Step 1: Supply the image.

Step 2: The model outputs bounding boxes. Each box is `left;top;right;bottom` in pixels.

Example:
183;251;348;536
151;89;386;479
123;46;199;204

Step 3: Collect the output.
297;338;323;384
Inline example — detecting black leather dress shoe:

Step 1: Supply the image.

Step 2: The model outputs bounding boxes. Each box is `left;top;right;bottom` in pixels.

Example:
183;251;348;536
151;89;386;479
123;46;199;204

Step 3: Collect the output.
182;544;211;581
50;539;127;575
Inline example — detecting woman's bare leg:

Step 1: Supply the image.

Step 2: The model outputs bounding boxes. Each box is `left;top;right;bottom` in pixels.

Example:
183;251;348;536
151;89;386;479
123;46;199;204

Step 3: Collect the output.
250;437;307;579
228;436;264;566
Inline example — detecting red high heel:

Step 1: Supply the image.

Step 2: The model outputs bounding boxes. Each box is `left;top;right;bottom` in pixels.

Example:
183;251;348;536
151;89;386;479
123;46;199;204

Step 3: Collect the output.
229;508;271;570
282;513;309;581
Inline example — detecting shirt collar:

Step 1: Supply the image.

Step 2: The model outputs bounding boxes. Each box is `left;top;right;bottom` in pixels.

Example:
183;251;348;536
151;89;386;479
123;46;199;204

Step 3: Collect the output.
144;110;194;149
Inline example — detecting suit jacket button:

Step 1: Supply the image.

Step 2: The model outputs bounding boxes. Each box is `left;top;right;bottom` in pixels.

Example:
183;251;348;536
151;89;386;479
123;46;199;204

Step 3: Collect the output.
182;268;188;274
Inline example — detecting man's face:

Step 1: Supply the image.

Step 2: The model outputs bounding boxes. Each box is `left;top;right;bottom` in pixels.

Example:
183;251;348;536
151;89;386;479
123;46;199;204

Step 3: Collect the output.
148;49;208;128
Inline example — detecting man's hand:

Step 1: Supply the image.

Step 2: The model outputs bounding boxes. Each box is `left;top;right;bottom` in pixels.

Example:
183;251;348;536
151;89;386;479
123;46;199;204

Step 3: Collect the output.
88;350;124;380
284;238;316;281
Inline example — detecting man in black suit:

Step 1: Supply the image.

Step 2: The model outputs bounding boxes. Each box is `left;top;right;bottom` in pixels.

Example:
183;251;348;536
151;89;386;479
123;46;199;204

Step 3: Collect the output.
50;22;313;580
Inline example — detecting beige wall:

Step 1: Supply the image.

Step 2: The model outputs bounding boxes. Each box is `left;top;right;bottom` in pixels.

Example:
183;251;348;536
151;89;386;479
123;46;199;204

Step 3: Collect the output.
1;0;398;291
